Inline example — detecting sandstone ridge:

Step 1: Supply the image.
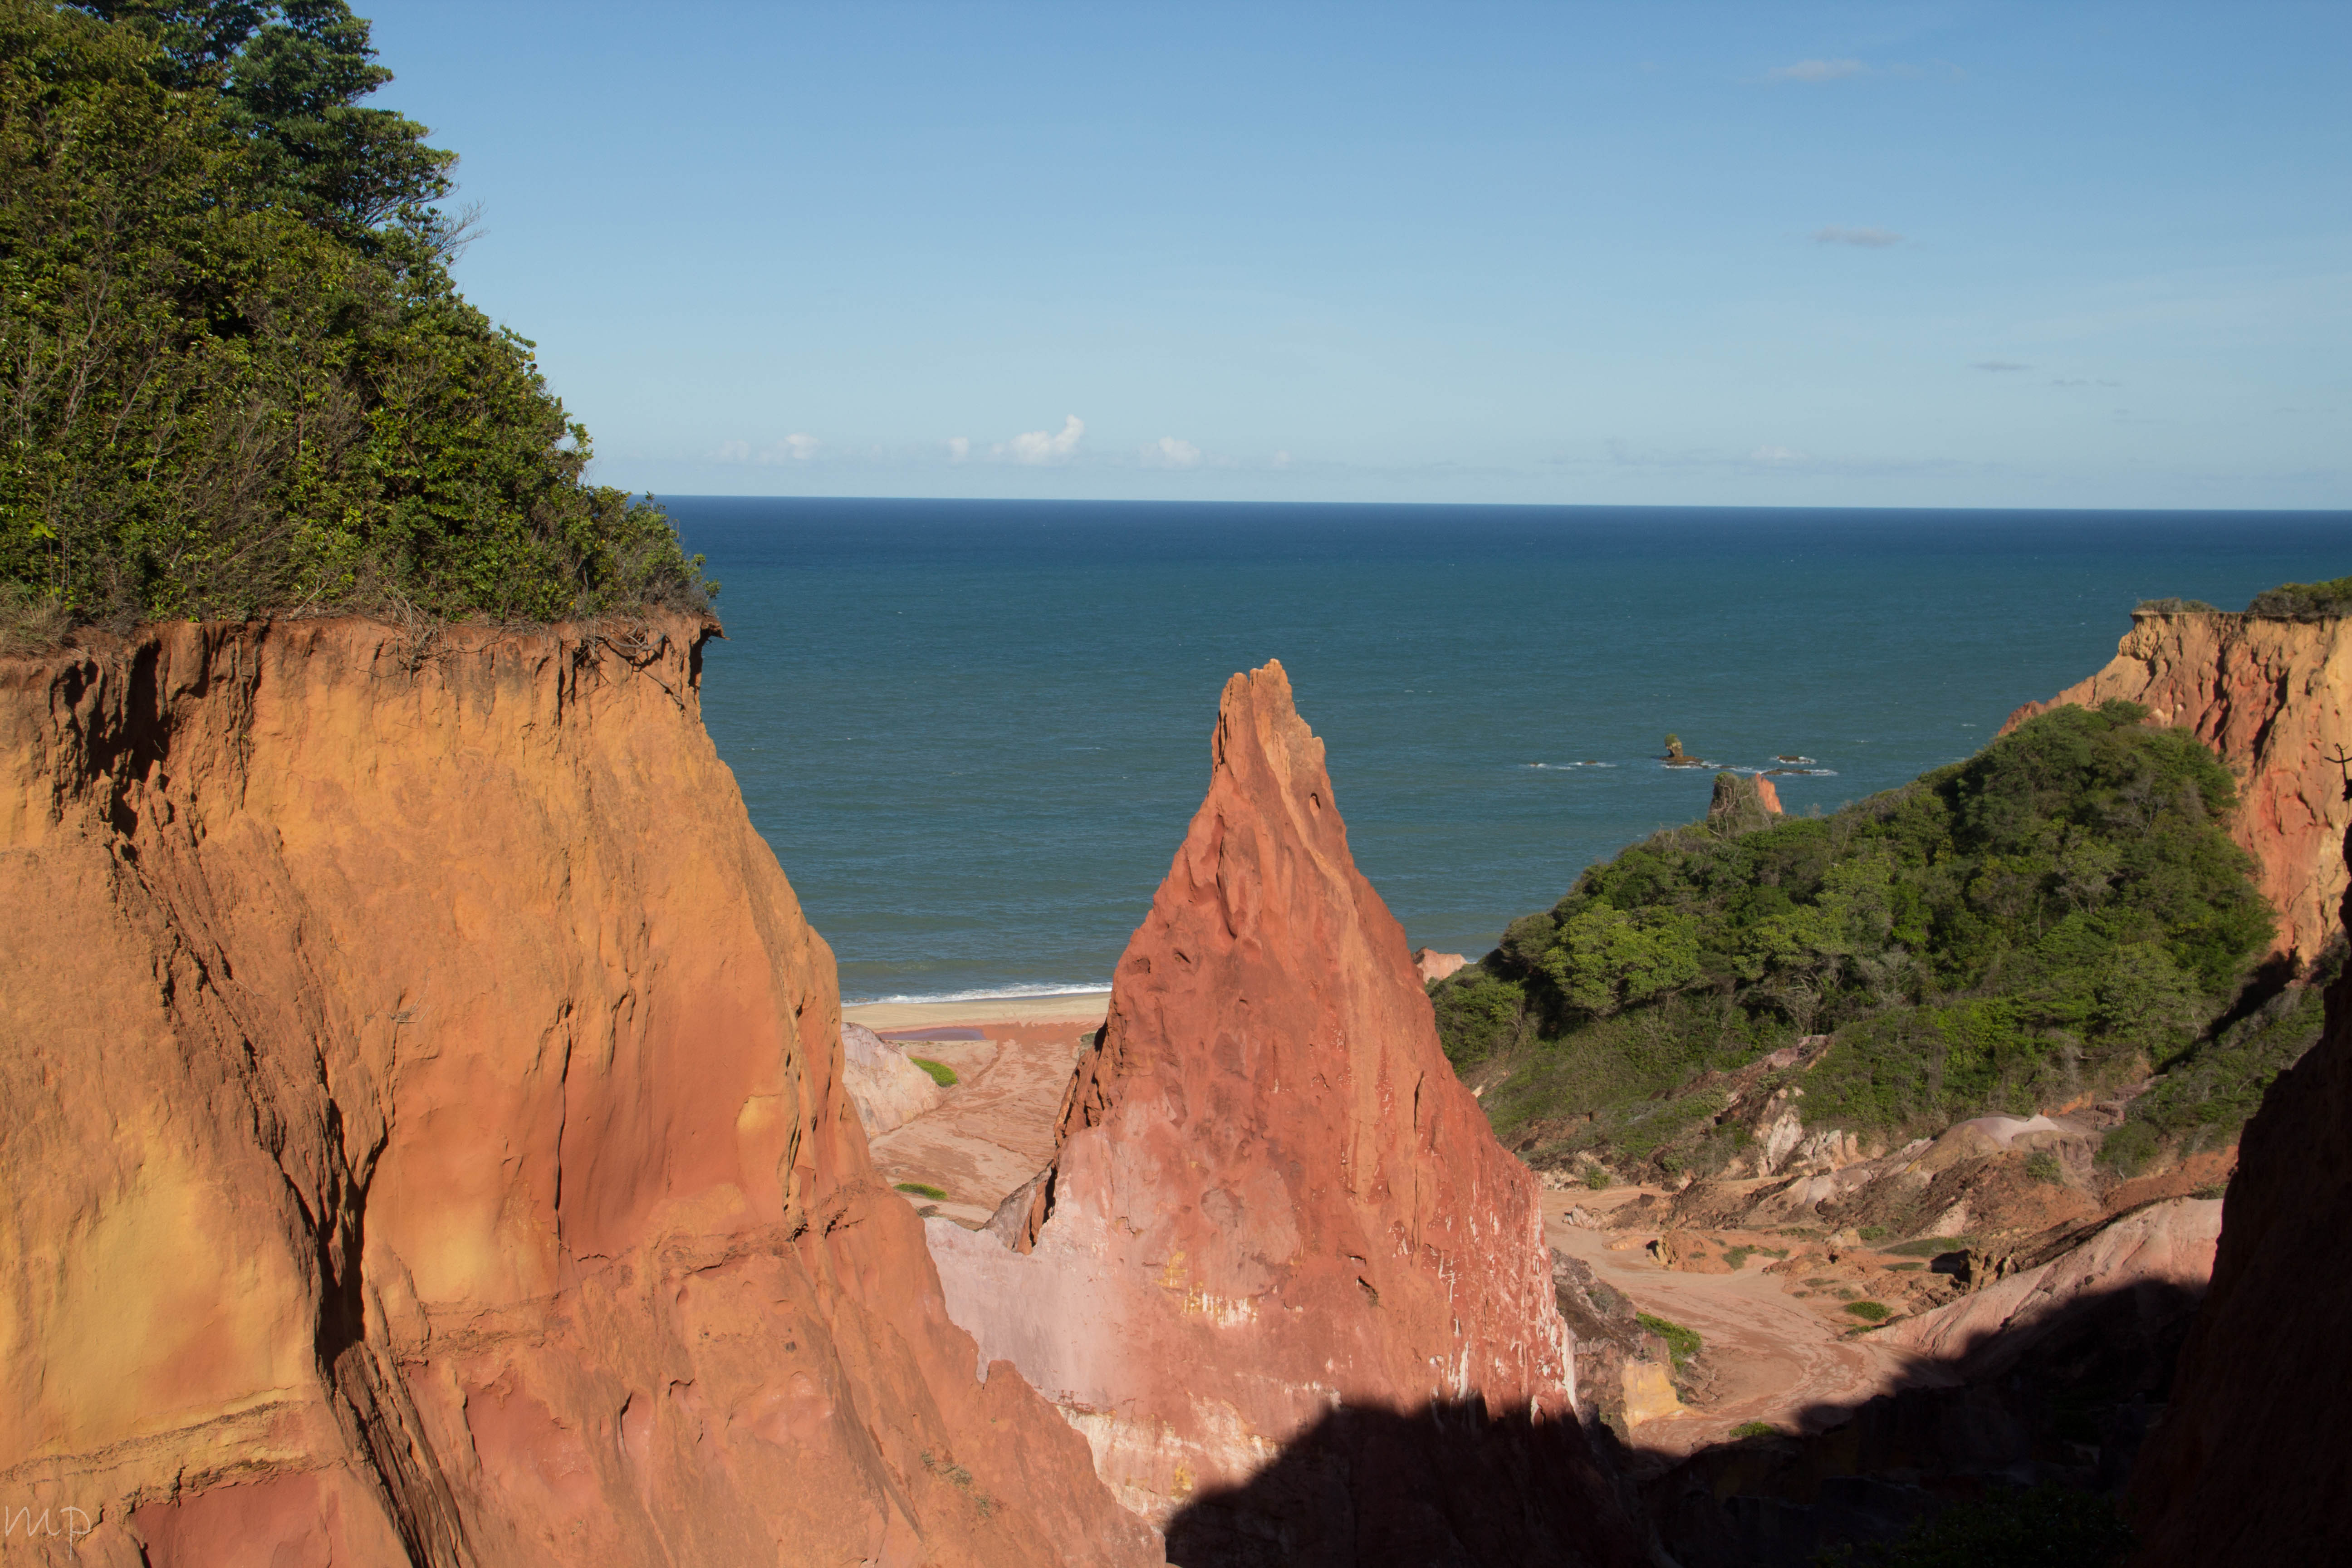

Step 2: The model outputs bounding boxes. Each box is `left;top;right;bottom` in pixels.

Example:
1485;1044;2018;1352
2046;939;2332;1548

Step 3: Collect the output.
2003;608;2352;965
2128;811;2352;1564
0;618;1156;1568
926;661;1640;1566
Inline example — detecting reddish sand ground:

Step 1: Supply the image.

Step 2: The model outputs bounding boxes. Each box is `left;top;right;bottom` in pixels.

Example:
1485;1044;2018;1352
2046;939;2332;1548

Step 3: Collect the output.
844;1003;1107;1229
1548;1186;1946;1460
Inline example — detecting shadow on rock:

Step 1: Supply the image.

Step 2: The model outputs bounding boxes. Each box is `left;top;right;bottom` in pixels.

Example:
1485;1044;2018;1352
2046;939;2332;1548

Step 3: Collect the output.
1163;1399;1640;1568
1628;1277;2200;1568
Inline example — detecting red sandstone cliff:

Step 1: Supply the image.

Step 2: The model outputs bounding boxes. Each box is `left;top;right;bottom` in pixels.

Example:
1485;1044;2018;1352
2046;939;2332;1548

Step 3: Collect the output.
926;663;1640;1567
2127;817;2352;1565
2004;609;2352;966
0;619;1156;1567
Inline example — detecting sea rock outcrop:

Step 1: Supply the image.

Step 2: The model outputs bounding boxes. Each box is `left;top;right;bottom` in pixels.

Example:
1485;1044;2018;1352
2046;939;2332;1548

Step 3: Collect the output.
0;619;1157;1568
1706;772;1781;833
2128;819;2352;1565
926;662;1640;1566
842;1020;946;1136
2004;607;2352;965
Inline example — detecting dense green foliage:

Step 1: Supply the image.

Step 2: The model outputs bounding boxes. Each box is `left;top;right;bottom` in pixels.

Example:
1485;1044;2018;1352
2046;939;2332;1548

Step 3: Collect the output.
909;1056;959;1088
1816;1484;2132;1568
2245;574;2352;622
2099;940;2341;1174
1435;702;2276;1164
0;0;705;630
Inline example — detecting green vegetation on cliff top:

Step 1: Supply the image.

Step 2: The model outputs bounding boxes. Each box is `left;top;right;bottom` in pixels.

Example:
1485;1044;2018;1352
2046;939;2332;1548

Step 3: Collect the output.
1434;701;2283;1175
1;0;706;634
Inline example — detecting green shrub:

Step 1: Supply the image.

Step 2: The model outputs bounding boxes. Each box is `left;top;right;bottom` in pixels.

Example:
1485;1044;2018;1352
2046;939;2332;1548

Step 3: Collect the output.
2246;575;2352;622
1843;1300;1891;1322
1583;1165;1611;1191
1637;1312;1702;1368
894;1181;948;1200
909;1057;958;1088
2097;1120;2157;1175
0;0;707;629
1428;968;1528;1065
2135;597;2218;614
1731;1420;1778;1440
2024;1150;2065;1185
1816;1482;2132;1568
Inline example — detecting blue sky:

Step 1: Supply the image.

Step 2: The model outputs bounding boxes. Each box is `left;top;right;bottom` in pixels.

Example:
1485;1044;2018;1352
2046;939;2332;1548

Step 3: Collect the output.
364;2;2349;507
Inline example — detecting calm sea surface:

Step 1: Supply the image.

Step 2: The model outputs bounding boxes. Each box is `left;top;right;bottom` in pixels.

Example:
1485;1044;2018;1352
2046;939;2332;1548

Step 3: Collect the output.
670;500;2350;1003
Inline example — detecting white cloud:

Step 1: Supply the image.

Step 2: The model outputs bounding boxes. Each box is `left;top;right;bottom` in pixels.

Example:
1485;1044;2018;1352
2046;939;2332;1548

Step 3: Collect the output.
1771;58;1866;82
1141;436;1202;469
947;436;970;462
712;434;819;463
1971;360;2031;372
1750;445;1806;464
998;414;1085;465
1272;450;1292;470
1814;225;1904;247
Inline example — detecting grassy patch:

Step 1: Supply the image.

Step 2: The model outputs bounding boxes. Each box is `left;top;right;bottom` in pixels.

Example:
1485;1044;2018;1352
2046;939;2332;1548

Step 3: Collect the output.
1637;1312;1703;1368
1730;1420;1778;1440
894;1181;949;1201
909;1057;960;1088
1882;1235;1971;1257
1584;1165;1612;1191
1721;1245;1755;1270
1843;1300;1892;1322
1817;1482;2131;1567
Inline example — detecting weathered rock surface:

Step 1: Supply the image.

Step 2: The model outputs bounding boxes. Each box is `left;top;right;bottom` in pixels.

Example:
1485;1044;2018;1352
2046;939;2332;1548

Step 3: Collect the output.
1411;947;1468;985
1881;1198;2220;1374
841;1020;946;1137
2004;608;2352;965
926;661;1641;1566
0;619;1157;1568
867;1022;1095;1230
2129;820;2352;1565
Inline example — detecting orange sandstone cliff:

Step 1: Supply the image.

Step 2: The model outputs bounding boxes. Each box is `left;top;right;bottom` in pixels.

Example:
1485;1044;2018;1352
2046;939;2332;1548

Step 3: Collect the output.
2126;816;2352;1565
925;663;1641;1568
2004;608;2352;966
0;619;1158;1567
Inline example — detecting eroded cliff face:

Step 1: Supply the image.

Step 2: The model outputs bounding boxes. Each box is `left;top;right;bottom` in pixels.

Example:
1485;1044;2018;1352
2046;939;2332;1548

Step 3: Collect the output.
2004;609;2352;966
0;619;1157;1567
2127;820;2352;1565
926;662;1640;1567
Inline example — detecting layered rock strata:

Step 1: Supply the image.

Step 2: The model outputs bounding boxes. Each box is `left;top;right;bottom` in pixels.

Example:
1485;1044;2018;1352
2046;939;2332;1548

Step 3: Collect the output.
926;662;1639;1566
2128;820;2352;1564
2004;608;2352;965
0;619;1157;1568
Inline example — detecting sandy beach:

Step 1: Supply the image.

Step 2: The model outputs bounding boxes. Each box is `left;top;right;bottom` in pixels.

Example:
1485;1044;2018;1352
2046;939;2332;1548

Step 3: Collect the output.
842;990;1111;1031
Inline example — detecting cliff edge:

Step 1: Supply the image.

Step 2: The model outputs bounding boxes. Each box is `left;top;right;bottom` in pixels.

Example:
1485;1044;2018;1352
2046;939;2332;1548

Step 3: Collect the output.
2004;608;2352;966
0;619;1157;1567
926;662;1640;1567
2127;813;2352;1564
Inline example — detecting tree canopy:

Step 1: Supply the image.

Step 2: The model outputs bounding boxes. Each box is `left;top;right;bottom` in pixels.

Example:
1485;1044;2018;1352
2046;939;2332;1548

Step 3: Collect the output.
1434;702;2280;1168
1;0;706;632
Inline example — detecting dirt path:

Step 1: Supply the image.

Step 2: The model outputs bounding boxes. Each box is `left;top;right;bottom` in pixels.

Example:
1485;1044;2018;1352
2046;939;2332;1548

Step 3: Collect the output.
1548;1189;1945;1460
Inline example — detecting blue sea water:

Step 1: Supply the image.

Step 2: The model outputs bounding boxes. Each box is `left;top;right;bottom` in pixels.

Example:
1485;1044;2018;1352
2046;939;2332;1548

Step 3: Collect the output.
670;500;2350;1004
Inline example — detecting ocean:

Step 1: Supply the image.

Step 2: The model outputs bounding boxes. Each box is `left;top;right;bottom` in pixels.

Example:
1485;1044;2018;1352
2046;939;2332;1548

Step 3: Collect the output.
671;500;2349;1004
